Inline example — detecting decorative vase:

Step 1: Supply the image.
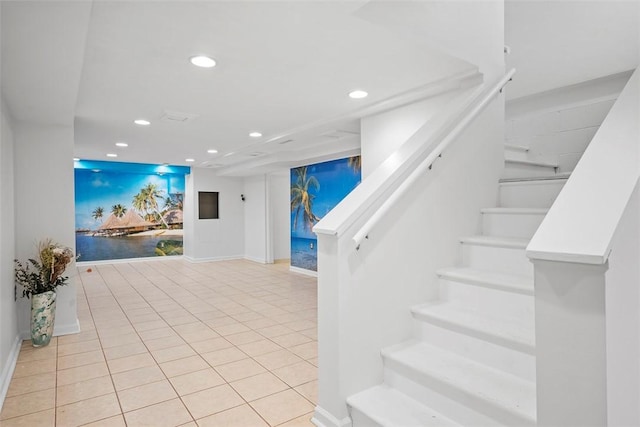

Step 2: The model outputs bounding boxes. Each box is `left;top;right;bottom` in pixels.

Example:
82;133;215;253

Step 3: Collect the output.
31;291;56;347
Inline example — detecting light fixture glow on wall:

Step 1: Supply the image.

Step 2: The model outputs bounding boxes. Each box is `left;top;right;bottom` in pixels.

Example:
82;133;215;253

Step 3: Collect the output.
249;132;262;138
207;149;218;154
107;153;118;158
185;158;195;162
73;158;80;162
134;119;151;126
115;142;128;147
190;55;216;68
349;90;368;99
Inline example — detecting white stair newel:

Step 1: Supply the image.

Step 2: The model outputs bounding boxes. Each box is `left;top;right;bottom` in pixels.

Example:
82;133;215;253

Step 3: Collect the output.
533;259;608;426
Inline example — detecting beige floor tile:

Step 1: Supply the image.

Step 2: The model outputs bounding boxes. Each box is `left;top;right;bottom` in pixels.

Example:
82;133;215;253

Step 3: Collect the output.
181;384;244;419
56;375;114;406
159;355;209;377
82;414;127;426
150;344;196;363
57;362;110;387
230;372;289;402
107;352;156;374
138;327;178;341
168;368;225;396
55;393;121;427
256;324;294;338
277;412;316;427
294;380;318;405
12;358;56;378
117;379;177;412
273;361;317;387
133;319;169;332
238;339;283;357
253;349;304;371
213;322;251;336
57;339;101;357
0;408;55;427
0;388;55;420
103;341;148;361
16;345;57;363
250;389;315;426
123;398;193;427
200;347;248;367
6;372;56;397
282;320;316;333
98;332;141;349
177;422;197;427
224;330;264;346
57;349;105;370
270;332;312;349
288;342;317;360
95;325;136;339
215;358;267;382
177;328;220;344
143;334;186;351
243;317;278;330
196;404;269;427
190;337;233;354
111;365;166;391
307;357;318;367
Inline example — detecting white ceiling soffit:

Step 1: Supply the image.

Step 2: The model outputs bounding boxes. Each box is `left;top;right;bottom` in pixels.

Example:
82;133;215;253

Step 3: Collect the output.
505;0;640;100
1;1;93;125
70;1;473;169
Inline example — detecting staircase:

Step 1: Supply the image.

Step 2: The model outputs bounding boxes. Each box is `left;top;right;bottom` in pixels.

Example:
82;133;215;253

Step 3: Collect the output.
346;144;570;426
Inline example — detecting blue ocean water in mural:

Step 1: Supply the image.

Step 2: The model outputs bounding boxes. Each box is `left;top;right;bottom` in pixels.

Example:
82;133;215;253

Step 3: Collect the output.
291;237;318;271
76;234;183;262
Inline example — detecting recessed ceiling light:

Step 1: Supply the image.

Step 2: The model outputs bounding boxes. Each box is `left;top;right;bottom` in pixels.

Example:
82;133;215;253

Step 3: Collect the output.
73;158;80;161
207;149;218;154
190;55;216;68
134;119;151;126
107;153;118;158
249;132;262;138
115;142;128;147
349;90;368;99
185;158;195;162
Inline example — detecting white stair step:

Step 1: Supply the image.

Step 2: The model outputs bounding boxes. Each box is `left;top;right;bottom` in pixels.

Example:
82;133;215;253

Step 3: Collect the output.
412;302;535;355
382;341;537;426
499;177;568;208
481;207;548;239
504;144;529;162
348;385;460;427
502;159;558;179
460;236;532;276
437;267;534;296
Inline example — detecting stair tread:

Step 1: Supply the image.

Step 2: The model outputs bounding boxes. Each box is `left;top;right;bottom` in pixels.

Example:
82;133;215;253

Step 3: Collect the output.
505;158;558;168
504;143;529;152
437;267;533;295
500;172;571;184
412;301;535;353
460;235;529;249
348;385;461;427
382;341;537;424
480;207;548;215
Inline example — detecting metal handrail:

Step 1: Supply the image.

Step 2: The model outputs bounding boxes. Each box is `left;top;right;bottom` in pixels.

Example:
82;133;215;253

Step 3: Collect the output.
353;68;516;250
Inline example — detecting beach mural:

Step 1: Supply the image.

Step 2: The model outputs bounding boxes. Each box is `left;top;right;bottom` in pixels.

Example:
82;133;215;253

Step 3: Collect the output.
74;161;190;262
291;156;361;271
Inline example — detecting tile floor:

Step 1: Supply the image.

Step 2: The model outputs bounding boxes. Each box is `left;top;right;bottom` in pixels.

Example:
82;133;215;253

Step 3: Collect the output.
1;259;318;427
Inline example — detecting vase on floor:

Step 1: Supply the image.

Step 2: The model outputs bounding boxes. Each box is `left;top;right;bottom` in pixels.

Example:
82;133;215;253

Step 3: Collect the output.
31;291;57;347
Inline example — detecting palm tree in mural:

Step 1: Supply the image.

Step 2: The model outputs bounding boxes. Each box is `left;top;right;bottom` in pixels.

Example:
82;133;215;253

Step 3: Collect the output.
348;155;361;173
91;206;104;223
133;183;168;228
111;204;127;218
291;166;321;231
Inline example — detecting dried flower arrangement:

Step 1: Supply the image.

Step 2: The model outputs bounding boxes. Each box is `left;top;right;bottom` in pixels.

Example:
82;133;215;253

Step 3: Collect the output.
14;239;76;298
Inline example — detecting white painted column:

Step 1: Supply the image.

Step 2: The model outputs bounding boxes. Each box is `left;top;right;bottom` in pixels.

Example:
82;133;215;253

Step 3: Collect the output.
533;259;608;426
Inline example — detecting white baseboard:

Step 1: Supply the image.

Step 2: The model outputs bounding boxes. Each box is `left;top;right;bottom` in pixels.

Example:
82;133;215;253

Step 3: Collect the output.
290;266;318;277
0;334;22;412
184;255;244;263
312;406;352;427
244;255;267;264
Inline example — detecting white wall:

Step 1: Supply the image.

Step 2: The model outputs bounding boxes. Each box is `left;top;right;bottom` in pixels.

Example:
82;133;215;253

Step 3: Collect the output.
183;168;245;261
506;71;630;172
606;180;640;426
361;91;462;179
13;123;78;338
269;170;290;261
0;100;19;409
243;175;268;263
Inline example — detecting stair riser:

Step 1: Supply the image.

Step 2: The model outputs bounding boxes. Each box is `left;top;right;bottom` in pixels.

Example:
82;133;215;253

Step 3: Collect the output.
439;279;535;321
462;244;533;276
499;180;566;208
482;212;545;239
502;162;557;179
384;366;536;427
413;321;536;381
349;407;383;427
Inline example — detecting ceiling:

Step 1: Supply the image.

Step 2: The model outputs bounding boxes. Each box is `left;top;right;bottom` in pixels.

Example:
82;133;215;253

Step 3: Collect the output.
2;1;638;176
